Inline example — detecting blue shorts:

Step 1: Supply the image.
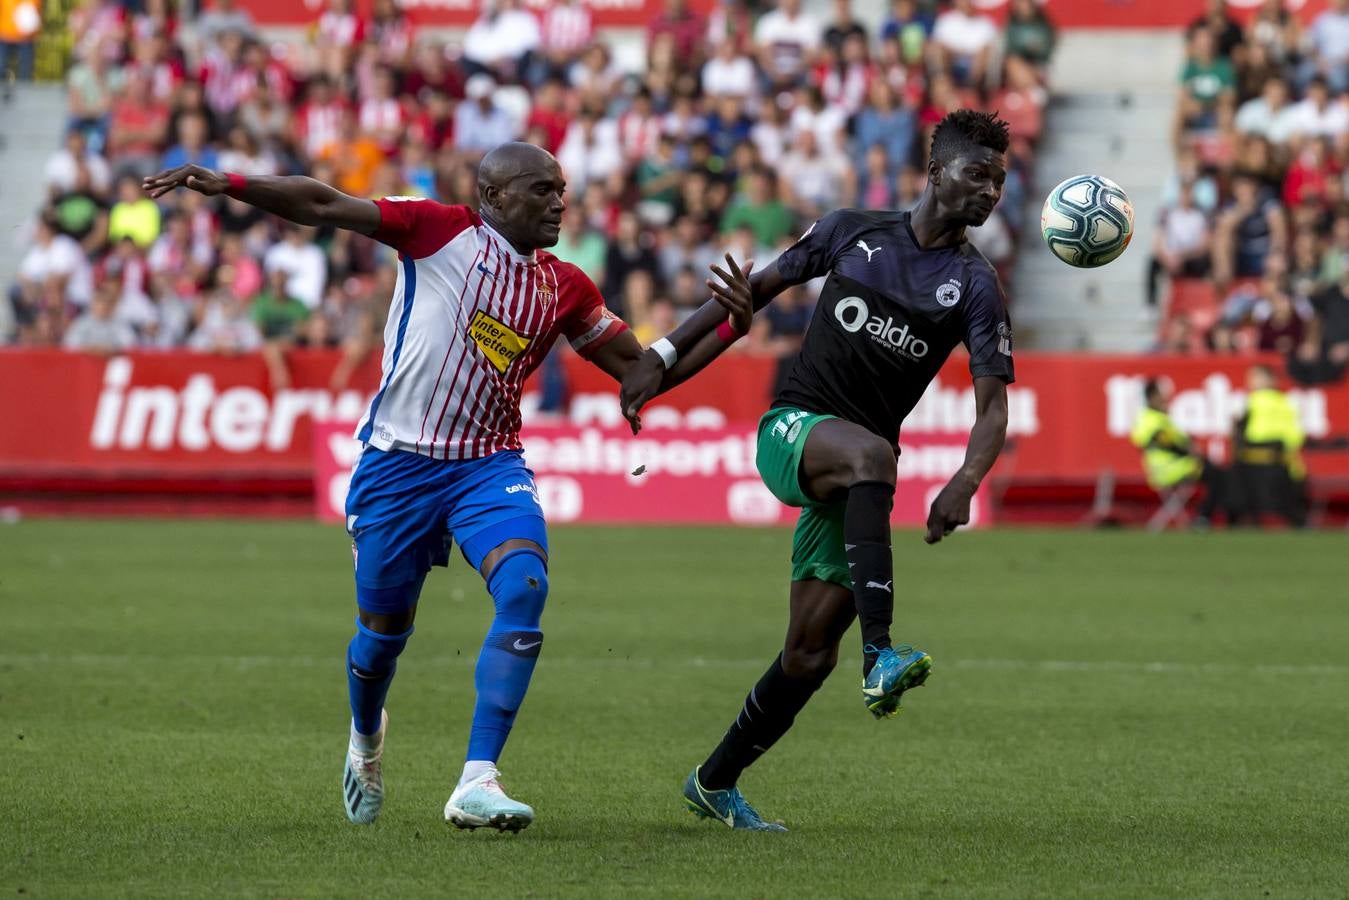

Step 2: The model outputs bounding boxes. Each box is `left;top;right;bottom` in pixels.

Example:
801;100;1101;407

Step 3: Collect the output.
344;446;548;599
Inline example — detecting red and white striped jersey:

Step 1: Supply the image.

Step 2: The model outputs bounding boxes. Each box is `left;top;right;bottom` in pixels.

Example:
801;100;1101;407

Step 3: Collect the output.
355;198;627;460
541;3;593;54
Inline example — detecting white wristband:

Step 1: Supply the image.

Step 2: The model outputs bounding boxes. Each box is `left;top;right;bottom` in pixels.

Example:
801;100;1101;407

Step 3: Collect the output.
650;337;678;369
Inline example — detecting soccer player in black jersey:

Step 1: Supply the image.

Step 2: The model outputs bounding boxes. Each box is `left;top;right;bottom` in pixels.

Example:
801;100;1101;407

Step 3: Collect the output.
620;110;1015;831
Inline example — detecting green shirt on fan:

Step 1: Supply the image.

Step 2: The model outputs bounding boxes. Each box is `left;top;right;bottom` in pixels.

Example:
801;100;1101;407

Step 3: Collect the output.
251;289;310;340
1181;58;1235;104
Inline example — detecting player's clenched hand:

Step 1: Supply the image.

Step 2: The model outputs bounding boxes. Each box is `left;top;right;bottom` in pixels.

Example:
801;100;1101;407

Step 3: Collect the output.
620;352;664;435
708;254;755;335
142;165;228;200
924;479;974;544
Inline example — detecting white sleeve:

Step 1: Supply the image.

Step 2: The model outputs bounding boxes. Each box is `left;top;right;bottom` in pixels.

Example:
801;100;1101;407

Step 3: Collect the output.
17;248;44;281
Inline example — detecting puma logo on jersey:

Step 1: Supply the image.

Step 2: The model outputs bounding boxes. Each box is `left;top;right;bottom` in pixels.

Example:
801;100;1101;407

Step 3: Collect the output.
865;580;893;593
856;240;882;261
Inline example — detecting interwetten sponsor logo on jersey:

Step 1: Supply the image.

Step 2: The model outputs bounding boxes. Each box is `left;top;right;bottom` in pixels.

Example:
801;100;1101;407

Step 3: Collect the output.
468;309;531;373
832;296;930;360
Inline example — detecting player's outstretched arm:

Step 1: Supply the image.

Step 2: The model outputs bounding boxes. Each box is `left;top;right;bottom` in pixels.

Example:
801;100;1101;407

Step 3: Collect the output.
142;166;381;234
587;329;649;385
925;375;1009;545
619;255;790;432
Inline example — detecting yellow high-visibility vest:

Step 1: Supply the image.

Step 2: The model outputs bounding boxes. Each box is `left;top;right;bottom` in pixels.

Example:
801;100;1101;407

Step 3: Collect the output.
1131;407;1201;489
1243;388;1306;479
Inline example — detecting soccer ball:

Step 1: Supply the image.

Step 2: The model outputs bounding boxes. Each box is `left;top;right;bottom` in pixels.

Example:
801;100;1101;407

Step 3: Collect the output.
1040;175;1135;268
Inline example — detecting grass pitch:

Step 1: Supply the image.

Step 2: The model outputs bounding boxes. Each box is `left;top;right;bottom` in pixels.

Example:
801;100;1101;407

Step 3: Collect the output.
2;521;1347;898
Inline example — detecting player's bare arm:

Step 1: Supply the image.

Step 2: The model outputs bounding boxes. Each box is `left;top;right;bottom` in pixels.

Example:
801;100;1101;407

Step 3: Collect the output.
587;329;648;384
925;375;1008;545
142;166;381;234
620;256;792;431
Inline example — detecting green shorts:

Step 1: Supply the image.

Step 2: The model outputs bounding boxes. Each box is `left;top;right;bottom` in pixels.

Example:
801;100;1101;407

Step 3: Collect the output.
756;407;851;589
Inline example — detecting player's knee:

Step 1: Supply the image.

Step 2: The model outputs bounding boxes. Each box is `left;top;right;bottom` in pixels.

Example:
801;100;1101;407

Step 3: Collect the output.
781;645;838;683
843;437;897;486
486;548;549;628
348;616;413;677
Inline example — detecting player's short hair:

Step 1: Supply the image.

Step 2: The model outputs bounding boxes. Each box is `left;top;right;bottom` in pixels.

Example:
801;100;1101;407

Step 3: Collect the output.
1143;378;1165;403
930;110;1010;166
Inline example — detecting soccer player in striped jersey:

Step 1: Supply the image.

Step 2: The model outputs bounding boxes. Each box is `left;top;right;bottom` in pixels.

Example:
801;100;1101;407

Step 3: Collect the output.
143;143;736;832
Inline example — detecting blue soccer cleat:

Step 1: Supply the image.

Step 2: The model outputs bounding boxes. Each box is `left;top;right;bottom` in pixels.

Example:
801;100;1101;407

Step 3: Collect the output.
862;644;932;719
342;709;388;824
682;767;787;832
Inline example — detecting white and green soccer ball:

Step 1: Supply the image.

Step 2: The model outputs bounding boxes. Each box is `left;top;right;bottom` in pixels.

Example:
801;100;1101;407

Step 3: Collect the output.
1040;174;1135;268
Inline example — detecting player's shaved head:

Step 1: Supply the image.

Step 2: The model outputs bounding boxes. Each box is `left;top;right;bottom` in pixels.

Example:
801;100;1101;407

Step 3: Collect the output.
478;142;559;193
477;142;567;253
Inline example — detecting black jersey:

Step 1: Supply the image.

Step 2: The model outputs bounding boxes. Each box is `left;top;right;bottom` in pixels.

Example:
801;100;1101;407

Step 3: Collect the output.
773;209;1015;446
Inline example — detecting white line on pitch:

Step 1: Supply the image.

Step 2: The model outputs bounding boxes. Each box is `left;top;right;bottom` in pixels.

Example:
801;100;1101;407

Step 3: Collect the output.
1;653;1345;677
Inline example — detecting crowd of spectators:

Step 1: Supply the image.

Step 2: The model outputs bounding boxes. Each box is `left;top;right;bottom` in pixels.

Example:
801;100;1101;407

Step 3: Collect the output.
4;0;1053;388
1156;0;1349;384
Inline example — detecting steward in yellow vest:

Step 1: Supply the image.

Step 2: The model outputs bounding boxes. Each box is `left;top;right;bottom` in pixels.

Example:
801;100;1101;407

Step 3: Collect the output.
1232;365;1307;527
1130;378;1230;525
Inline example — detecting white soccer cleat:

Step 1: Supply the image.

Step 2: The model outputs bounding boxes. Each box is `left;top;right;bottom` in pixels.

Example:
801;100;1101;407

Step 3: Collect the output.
444;766;534;832
342;709;388;825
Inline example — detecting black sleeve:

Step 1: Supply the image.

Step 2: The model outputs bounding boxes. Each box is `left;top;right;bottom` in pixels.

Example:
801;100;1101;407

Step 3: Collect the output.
962;265;1015;383
774;210;854;285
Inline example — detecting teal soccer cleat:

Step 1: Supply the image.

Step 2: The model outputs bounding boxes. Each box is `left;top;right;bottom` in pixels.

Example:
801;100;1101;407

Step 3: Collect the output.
862;645;932;719
444;766;534;833
342;709;388;825
682;767;787;832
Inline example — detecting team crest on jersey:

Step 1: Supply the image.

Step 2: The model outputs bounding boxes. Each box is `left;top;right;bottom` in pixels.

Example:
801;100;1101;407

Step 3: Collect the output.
535;281;555;307
935;279;962;308
468;309;531;373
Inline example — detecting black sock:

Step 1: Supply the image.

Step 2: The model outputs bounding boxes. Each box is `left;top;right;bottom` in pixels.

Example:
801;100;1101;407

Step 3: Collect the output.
845;480;895;674
699;655;824;791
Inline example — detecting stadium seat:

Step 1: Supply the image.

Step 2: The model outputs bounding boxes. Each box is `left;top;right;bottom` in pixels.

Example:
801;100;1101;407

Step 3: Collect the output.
1165;279;1218;319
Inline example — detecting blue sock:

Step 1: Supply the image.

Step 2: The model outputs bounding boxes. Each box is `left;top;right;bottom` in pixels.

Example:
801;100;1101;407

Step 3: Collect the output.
467;550;548;762
347;617;412;737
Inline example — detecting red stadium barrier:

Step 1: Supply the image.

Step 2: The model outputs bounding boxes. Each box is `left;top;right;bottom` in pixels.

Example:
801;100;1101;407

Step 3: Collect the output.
549;350;1349;485
312;421;993;527
2;348;1347;519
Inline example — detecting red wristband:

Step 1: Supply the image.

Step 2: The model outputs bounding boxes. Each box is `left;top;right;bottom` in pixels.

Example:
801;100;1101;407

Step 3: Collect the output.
224;172;248;196
715;320;743;343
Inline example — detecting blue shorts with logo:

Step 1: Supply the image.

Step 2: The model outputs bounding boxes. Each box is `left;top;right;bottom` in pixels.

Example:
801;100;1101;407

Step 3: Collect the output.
344;446;548;608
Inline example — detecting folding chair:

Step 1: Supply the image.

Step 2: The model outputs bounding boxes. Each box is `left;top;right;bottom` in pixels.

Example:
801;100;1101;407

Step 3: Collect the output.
1146;482;1196;533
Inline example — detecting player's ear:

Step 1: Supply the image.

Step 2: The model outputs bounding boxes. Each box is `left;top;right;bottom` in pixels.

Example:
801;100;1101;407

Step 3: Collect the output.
927;157;942;186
